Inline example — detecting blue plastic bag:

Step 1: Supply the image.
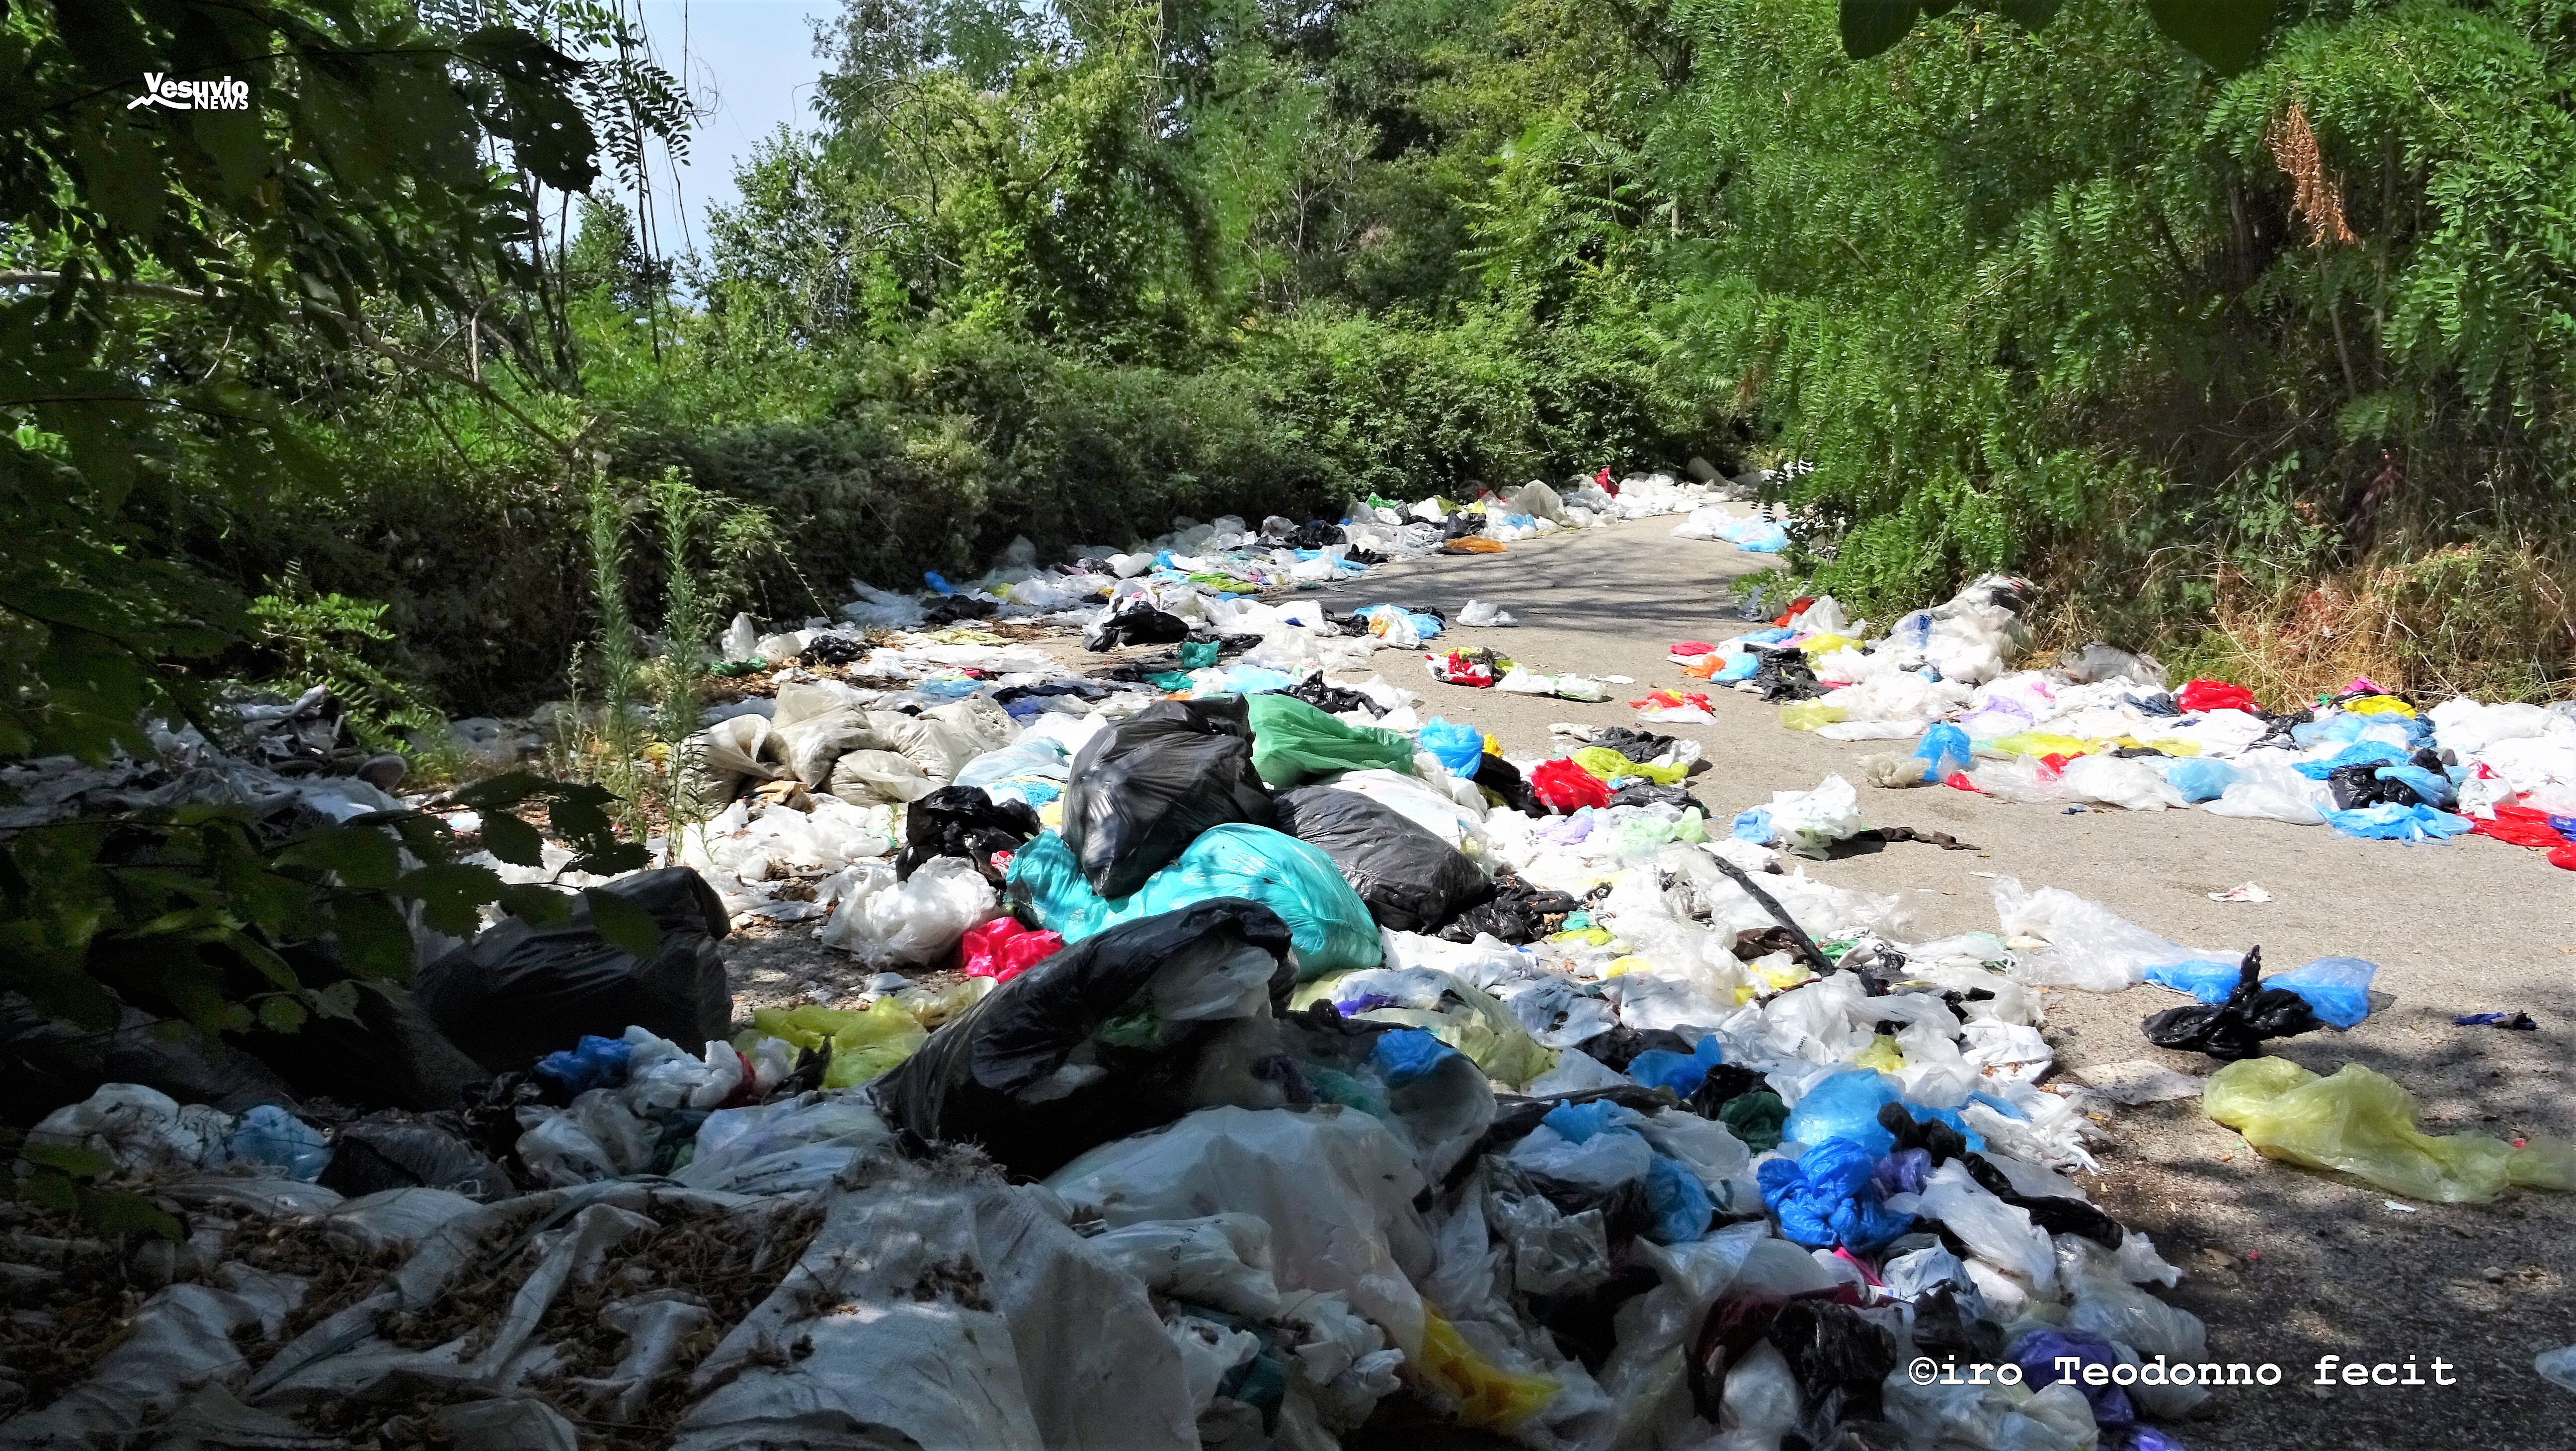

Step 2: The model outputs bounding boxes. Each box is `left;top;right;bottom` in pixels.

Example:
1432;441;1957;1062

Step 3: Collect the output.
1372;1029;1457;1087
1782;1069;1981;1156
228;1105;332;1182
1731;806;1773;843
1643;1155;1714;1243
2294;741;2411;780
1713;653;1760;683
2265;956;2378;1029
537;1033;634;1093
1007;826;1382;979
1627;1035;1724;1097
2321;803;2473;841
1418;718;1486;779
2149;956;2379;1028
2162;757;2238;803
2143;959;2254;1002
1542;1099;1629;1142
1913;723;1973;782
923;570;956;596
1757;1139;1914;1251
2374;763;2455;807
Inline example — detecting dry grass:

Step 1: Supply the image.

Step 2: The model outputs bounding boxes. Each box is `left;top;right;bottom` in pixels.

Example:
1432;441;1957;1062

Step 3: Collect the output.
2024;536;2576;707
2212;541;2576;704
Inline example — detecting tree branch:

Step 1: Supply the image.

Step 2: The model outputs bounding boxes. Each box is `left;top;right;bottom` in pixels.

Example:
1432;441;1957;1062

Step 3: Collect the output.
0;271;577;459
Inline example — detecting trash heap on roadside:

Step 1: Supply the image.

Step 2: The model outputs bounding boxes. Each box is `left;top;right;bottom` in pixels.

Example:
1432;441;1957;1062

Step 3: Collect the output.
13;482;2557;1451
1660;576;2576;862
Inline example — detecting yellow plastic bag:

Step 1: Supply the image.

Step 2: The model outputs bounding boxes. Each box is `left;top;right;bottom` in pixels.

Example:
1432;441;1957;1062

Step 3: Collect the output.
2341;695;2416;717
2204;1057;2576;1204
1415;1309;1556;1430
1601;955;1655;977
1797;632;1861;656
1990;730;2092;759
748;999;928;1090
1779;702;1848;732
1571;746;1686;785
1852;1033;1906;1073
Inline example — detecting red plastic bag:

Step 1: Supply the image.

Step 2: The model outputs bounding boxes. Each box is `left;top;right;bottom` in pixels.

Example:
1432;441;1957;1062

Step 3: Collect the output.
1596;465;1617;496
1530;758;1612;814
1429;650;1498;687
1669;640;1717;656
2551;844;2576;872
2176;678;2258;714
2470;804;2574;850
961;917;1065;983
1772;596;1817;627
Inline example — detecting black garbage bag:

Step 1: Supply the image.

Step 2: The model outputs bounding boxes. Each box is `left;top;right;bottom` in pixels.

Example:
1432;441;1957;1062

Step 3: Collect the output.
1471;754;1548;816
1085;603;1191;650
236;978;494;1112
1;998;303;1124
2141;946;2321;1060
798;633;865;665
318;1118;513;1201
1272;786;1489;933
414;867;733;1074
1606;782;1708;814
924;594;999;626
1590;726;1678;763
1752;648;1826;702
2326;761;2420;809
1285;672;1382;717
1878;1103;2125;1247
1060;696;1276;897
1439;872;1581;945
895;786;1040;882
875;899;1296;1178
1286;520;1346;549
1442;512;1486;540
1768;1298;1898;1420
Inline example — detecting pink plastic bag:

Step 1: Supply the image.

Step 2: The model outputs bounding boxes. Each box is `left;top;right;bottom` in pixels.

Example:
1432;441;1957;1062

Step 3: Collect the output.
961;917;1064;983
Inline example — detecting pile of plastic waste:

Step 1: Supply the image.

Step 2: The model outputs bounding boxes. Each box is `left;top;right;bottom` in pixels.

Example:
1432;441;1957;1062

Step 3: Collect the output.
1662;577;2576;860
19;480;2559;1451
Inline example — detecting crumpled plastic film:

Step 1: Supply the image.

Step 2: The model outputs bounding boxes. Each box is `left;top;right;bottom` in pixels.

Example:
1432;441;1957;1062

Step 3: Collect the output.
2204;1057;2576;1203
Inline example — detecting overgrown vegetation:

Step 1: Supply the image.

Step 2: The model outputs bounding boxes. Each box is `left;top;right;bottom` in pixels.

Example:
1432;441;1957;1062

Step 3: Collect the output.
9;0;2576;730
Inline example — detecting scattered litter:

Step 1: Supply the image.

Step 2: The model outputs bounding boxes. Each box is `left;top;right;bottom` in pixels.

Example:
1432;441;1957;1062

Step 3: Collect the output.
6;481;2431;1450
2456;1011;2539;1030
2207;881;2272;903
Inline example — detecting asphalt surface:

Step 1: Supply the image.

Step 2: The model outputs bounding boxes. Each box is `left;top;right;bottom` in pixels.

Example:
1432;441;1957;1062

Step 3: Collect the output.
1308;514;2576;1450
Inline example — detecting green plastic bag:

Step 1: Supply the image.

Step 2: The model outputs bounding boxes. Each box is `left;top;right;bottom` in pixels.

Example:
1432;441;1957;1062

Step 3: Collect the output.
2205;1057;2576;1204
1244;693;1418;788
1006;825;1381;978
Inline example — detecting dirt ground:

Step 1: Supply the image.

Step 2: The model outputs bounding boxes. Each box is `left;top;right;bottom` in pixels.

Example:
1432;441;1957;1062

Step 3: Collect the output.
724;513;2576;1449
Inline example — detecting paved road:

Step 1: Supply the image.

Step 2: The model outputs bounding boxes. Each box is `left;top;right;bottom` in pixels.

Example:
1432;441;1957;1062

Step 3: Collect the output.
1314;514;2576;1450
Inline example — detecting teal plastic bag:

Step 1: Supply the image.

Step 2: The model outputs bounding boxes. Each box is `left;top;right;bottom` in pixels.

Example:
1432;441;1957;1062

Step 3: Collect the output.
1007;826;1382;979
1244;693;1418;788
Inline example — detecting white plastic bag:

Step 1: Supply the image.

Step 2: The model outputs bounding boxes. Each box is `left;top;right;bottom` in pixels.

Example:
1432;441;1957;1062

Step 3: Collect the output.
817;856;999;967
1457;599;1518;627
1046;1105;1433;1358
2057;753;2185;810
1992;876;2224;992
1767;774;1862;858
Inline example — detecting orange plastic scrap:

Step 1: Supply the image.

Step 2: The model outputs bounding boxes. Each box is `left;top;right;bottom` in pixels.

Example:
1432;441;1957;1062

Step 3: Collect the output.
1444;536;1507;554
